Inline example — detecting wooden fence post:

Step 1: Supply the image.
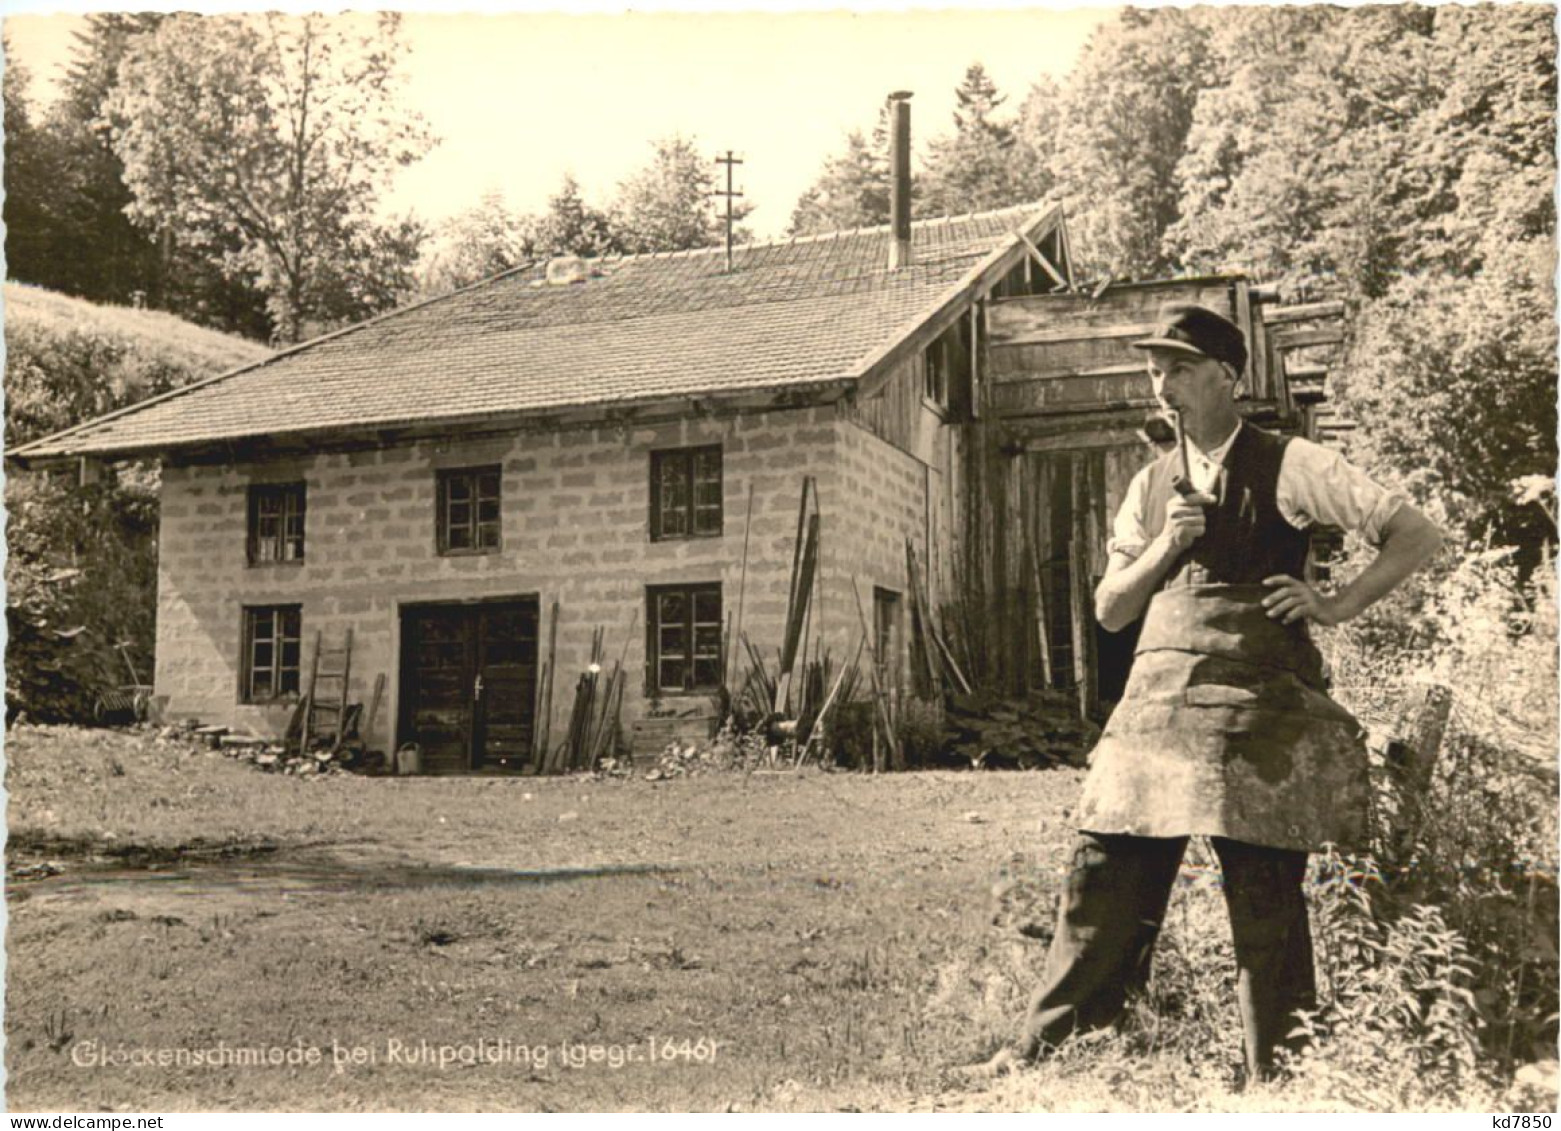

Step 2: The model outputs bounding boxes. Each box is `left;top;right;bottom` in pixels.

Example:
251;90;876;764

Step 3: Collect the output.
1385;682;1454;851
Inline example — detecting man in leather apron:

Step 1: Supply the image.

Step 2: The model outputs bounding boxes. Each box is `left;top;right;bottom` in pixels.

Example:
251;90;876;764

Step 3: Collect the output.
986;303;1444;1083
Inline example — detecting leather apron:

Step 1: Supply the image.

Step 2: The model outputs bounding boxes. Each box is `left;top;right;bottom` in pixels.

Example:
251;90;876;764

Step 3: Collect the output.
1074;425;1371;853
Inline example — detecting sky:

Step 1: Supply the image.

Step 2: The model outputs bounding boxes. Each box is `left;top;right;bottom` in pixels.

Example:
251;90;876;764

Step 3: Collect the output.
1;3;1116;240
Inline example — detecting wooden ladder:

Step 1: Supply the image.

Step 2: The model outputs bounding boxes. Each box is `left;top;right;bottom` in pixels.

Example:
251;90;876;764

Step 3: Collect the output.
301;628;354;754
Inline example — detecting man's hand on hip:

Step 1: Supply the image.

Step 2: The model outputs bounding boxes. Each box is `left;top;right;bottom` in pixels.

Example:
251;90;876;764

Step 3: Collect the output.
1261;575;1344;626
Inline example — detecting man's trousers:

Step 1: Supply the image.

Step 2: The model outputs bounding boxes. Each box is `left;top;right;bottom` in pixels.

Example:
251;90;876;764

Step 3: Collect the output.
1016;831;1317;1080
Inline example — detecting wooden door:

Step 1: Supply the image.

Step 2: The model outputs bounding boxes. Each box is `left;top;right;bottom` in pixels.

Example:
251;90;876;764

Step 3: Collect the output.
399;598;539;774
471;602;539;772
401;605;471;774
1023;447;1146;717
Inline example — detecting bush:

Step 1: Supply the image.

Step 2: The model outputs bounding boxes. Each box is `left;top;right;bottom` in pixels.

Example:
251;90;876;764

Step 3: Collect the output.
829;701;877;770
5;471;160;722
816;695;952;770
3;285;270;722
4;282;269;448
897;697;952;768
1291;851;1490;1104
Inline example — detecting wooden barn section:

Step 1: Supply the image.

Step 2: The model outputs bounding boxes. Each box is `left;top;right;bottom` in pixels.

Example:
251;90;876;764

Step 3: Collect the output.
839;215;1076;617
960;274;1346;720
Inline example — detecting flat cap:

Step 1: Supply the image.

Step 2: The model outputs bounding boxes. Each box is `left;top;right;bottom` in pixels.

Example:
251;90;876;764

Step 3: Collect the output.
1131;302;1247;373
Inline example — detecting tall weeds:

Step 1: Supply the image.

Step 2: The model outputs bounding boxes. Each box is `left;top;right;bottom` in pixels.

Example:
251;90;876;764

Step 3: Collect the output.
1294;507;1559;1100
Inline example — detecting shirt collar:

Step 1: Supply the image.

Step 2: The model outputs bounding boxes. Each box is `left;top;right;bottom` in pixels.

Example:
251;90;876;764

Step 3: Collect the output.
1190;420;1243;466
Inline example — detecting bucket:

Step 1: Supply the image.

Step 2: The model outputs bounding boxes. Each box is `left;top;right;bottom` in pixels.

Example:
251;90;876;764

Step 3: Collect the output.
394;743;422;775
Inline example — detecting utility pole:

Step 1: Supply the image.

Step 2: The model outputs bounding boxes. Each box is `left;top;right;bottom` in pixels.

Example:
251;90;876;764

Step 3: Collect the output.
713;150;744;274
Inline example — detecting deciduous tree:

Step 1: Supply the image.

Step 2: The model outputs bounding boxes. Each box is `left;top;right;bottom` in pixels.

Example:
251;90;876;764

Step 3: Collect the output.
1166;6;1439;299
532;174;621;258
105;12;435;343
612;135;751;254
1012;75;1063;206
418;177;620;295
1337;241;1556;570
1049;8;1213;279
1401;3;1557;278
417;190;533;295
1330;6;1557;564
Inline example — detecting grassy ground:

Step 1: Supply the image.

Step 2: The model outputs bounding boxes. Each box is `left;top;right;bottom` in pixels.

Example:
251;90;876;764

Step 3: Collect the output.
4;725;1545;1112
3;282;271;379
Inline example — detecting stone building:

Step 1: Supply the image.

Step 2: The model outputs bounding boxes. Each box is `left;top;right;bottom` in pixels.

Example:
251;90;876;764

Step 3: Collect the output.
12;199;1078;771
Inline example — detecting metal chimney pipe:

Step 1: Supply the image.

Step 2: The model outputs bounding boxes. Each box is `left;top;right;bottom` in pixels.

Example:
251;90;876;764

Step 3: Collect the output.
888;91;913;269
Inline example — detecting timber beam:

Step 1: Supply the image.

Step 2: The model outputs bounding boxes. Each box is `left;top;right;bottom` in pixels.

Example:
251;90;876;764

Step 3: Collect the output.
1016;231;1069;291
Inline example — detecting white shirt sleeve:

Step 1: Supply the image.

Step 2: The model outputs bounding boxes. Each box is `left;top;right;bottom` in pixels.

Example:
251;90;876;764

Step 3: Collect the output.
1277;436;1408;547
1107;464;1155;561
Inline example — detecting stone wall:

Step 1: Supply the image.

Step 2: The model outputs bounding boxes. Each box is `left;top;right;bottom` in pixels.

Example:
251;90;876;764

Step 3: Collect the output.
825;420;934;686
153;407;846;755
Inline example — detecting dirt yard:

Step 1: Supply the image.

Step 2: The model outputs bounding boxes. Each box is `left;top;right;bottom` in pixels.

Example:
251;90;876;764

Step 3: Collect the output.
7;724;1525;1113
5;723;1093;1112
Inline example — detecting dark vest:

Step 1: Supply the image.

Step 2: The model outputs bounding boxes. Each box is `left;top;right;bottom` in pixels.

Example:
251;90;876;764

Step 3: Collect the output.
1142;423;1310;587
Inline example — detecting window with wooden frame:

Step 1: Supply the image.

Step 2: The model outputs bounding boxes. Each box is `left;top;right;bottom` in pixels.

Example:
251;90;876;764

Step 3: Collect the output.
924;337;950;410
647;583;723;695
241;605;302;703
873;586;903;688
247;482;306;565
924;315;978;416
650;445;722;541
437;465;502;554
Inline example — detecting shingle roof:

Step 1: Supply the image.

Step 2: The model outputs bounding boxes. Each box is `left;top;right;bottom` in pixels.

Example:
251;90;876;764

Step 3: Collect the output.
12;202;1059;461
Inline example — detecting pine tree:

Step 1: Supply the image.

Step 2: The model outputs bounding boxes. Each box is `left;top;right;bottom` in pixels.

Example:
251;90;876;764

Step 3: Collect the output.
2;40;58;288
788;117;891;236
3;16;170;308
922;63;1039;215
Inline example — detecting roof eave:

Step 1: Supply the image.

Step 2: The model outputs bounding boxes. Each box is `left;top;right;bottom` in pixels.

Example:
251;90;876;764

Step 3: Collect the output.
5;262;553;472
7;377;860;470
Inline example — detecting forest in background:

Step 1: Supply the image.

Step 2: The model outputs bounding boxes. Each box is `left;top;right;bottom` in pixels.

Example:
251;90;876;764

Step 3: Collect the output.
5;6;1553;564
